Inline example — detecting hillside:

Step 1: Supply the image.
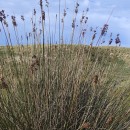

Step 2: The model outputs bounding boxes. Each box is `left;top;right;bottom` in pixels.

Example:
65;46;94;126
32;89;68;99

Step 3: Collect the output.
0;45;130;86
0;44;130;130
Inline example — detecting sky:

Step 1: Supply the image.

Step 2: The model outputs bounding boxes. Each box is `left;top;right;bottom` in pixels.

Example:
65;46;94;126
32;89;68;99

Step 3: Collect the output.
0;0;130;47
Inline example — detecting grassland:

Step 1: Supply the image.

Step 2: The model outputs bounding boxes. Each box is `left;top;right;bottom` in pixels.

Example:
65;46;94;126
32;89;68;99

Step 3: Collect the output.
0;44;130;130
0;0;130;129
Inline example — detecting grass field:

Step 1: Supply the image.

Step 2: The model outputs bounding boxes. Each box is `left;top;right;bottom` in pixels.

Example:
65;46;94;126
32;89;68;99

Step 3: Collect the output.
0;45;130;130
0;0;130;129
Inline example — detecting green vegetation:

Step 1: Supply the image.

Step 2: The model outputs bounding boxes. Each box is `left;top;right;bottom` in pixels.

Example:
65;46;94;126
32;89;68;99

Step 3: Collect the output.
0;0;130;130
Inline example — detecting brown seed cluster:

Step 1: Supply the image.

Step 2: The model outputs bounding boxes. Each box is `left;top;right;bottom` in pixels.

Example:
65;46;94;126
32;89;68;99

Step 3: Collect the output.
0;77;8;89
108;33;113;45
92;31;97;40
106;115;114;125
0;10;6;22
30;55;40;74
80;10;89;24
21;15;25;21
92;75;99;85
75;3;79;14
81;122;90;129
40;0;43;8
101;24;108;36
33;9;36;16
11;16;17;26
45;0;49;7
72;19;75;29
42;11;45;21
63;9;67;17
115;34;121;45
0;10;9;27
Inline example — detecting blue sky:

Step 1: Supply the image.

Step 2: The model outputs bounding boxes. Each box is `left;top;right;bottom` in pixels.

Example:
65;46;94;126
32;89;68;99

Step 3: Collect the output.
0;0;130;47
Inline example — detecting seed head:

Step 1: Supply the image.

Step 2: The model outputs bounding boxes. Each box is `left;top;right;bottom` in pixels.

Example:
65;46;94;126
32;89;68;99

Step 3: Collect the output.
34;9;36;15
93;75;98;85
86;8;89;12
61;18;64;23
82;15;85;19
40;0;43;8
21;15;25;21
3;20;8;27
109;38;113;45
75;8;78;14
81;122;90;129
76;3;79;7
33;26;36;32
30;55;40;74
39;29;42;35
80;19;83;24
101;24;108;36
90;27;93;32
92;32;96;40
85;17;88;24
1;77;8;89
26;35;28;41
45;0;49;7
115;34;121;44
0;10;6;22
63;9;67;16
72;19;75;29
106;115;113;125
101;40;105;44
82;31;85;37
42;11;45;21
11;16;17;26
